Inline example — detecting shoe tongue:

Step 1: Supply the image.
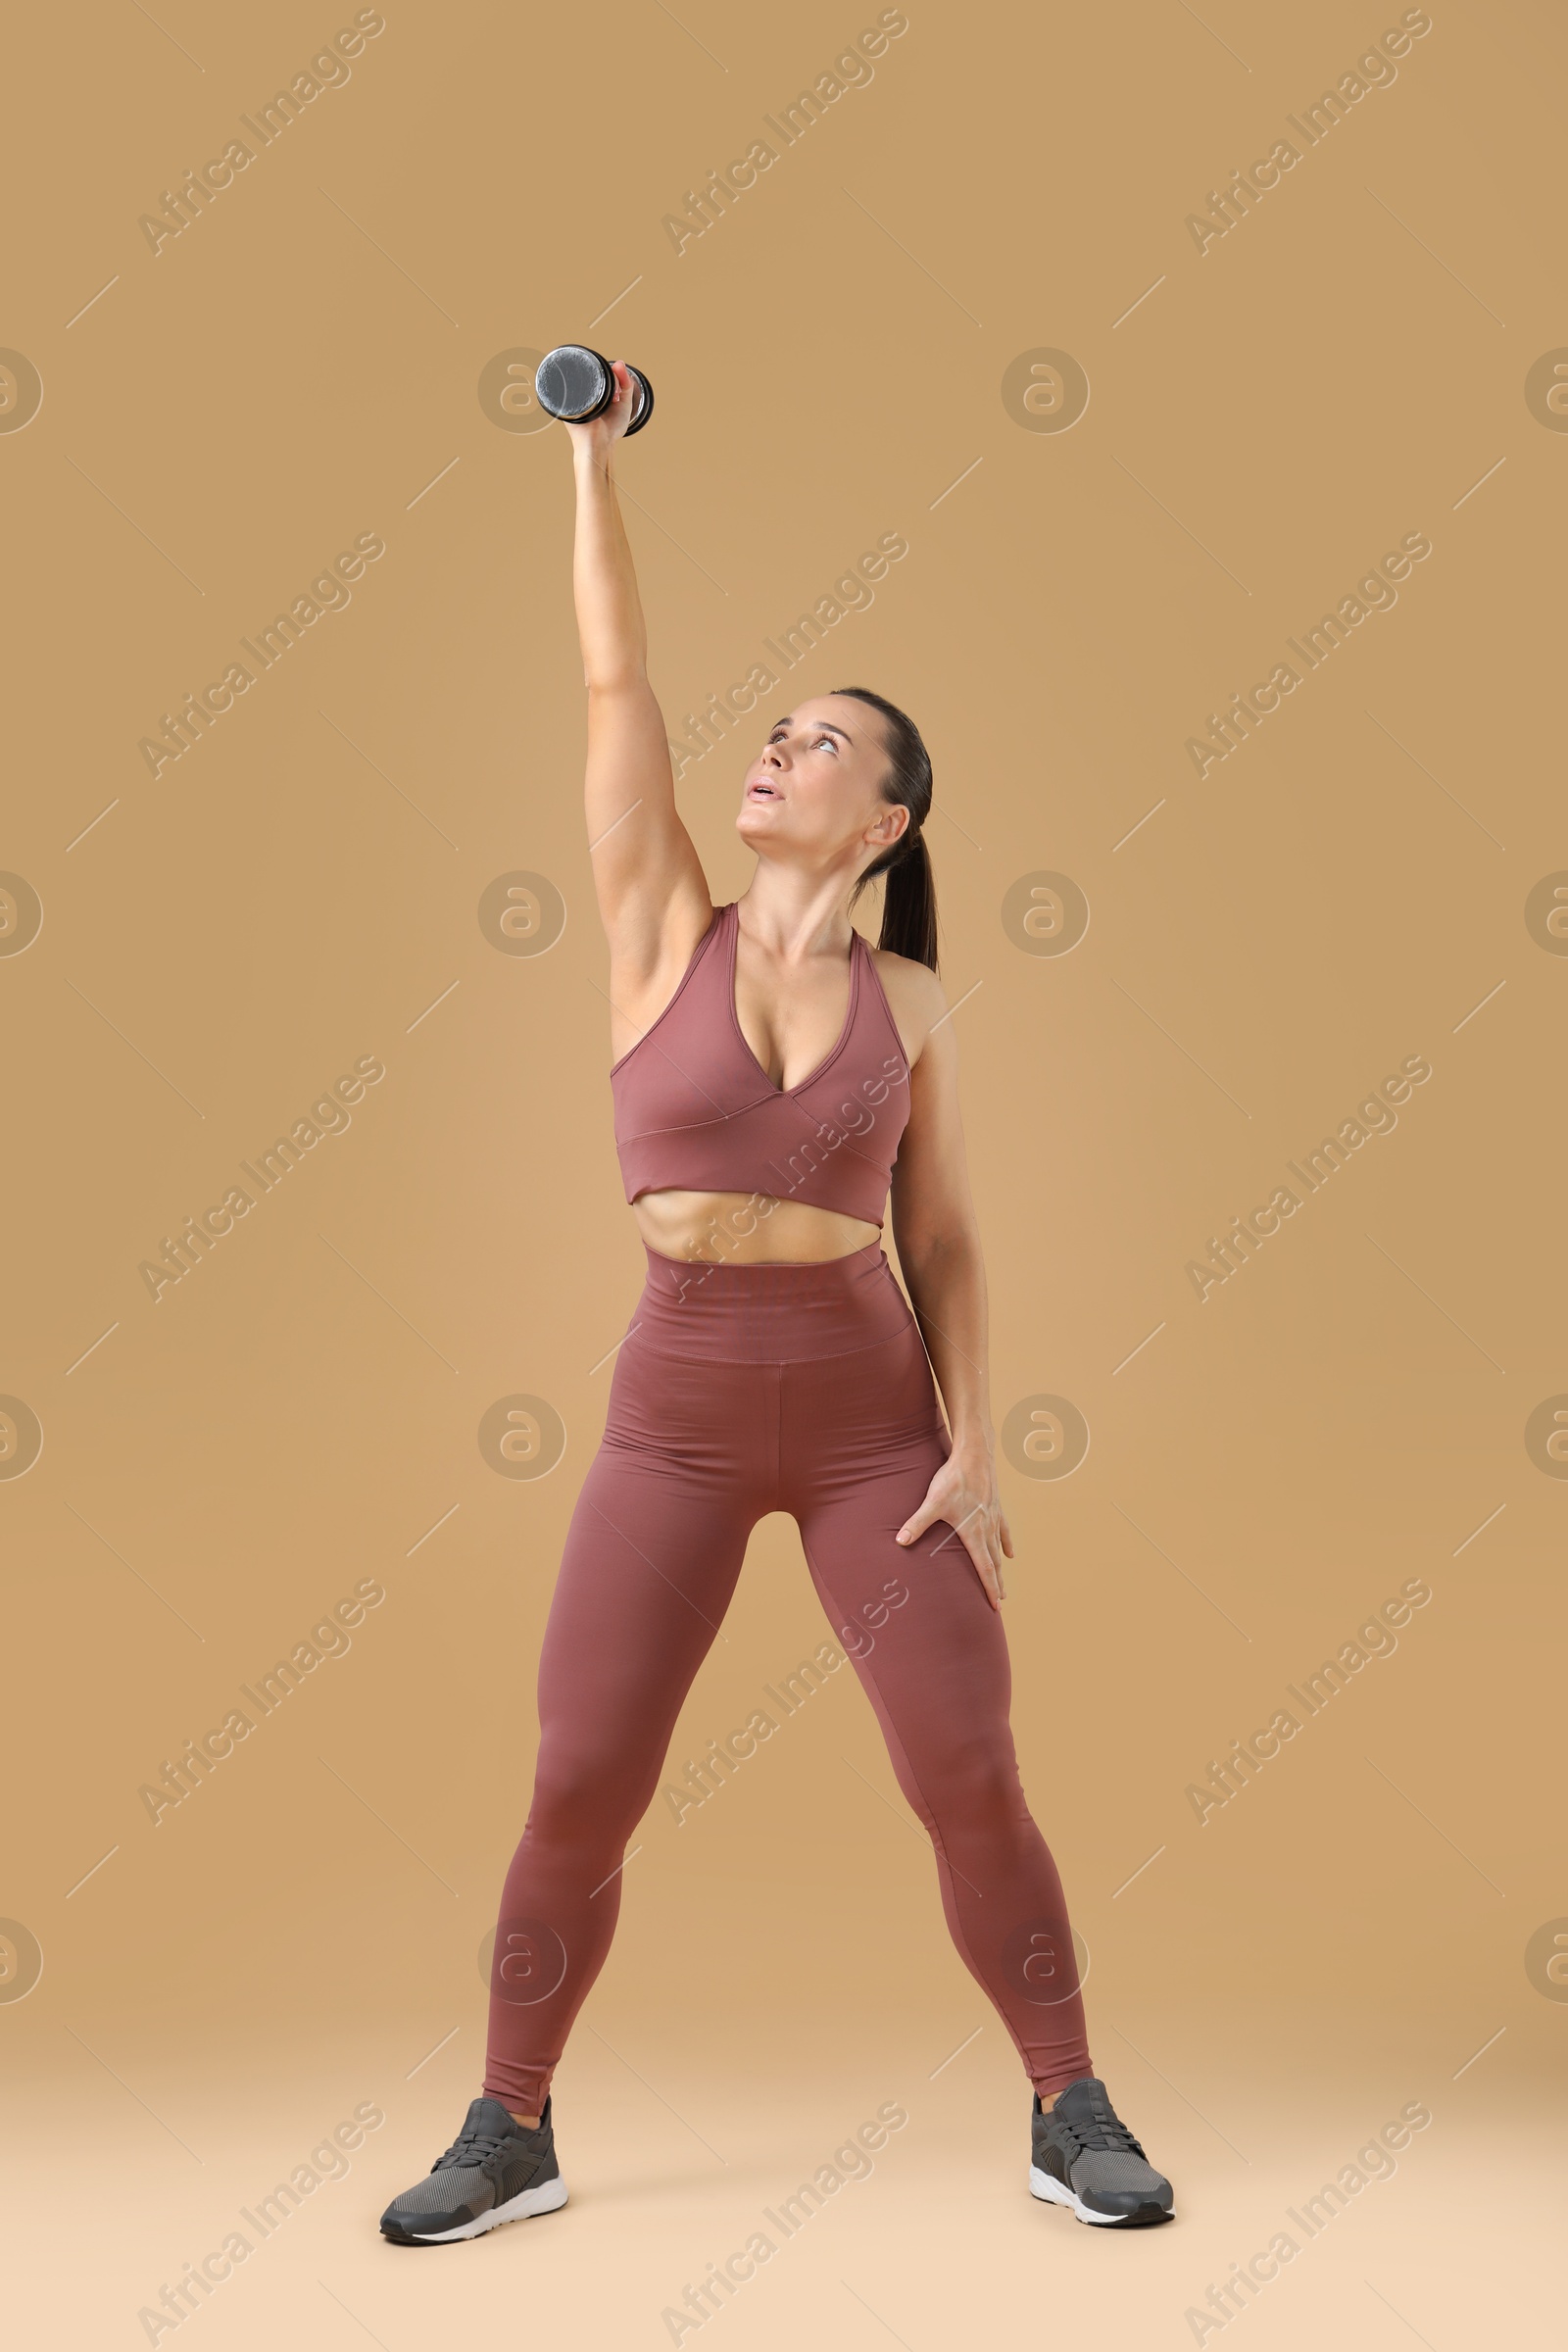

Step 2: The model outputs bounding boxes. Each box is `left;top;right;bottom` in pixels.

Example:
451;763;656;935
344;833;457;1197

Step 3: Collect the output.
464;2095;519;2135
1053;2076;1110;2124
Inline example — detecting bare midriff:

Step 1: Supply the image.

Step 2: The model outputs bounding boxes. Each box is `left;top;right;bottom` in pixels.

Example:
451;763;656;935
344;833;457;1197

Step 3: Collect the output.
632;1189;880;1266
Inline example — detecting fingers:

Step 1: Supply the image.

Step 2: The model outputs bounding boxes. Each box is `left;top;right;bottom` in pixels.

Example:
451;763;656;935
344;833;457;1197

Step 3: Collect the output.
955;1512;1004;1610
988;1524;1006;1605
609;361;641;423
962;1527;1002;1610
563;365;634;455
896;1498;940;1546
900;1481;1008;1609
979;1513;1006;1606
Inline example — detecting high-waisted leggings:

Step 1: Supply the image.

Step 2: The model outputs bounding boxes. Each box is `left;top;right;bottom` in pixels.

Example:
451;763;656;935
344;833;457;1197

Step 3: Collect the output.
483;1241;1091;2112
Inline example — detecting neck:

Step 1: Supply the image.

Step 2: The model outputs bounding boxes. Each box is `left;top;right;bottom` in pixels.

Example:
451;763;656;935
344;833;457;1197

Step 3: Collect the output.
734;860;867;960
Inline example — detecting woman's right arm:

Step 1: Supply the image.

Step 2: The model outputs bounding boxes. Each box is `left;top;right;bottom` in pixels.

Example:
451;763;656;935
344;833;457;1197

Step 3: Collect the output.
564;366;711;1005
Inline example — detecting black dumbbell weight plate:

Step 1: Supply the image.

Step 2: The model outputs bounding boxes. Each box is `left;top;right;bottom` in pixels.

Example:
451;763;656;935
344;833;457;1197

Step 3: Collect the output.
535;344;655;434
534;345;612;421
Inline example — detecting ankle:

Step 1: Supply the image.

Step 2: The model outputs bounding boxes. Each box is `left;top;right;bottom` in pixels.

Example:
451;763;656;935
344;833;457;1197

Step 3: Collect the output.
509;2109;542;2130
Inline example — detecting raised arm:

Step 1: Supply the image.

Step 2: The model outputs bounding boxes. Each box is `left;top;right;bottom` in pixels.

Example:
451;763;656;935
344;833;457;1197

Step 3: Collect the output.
564;366;711;999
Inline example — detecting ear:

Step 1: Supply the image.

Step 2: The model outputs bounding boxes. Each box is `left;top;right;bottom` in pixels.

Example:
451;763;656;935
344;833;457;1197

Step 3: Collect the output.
866;804;910;850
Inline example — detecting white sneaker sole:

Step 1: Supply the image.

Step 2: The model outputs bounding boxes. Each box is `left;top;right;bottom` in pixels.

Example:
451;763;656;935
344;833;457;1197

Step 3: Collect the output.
1029;2164;1169;2227
393;2173;569;2242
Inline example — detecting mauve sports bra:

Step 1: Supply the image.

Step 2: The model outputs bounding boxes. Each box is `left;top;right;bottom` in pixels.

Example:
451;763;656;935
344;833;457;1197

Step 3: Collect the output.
611;901;912;1228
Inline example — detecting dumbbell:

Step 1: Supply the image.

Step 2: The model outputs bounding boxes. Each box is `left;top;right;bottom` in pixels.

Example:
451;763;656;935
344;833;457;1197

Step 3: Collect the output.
534;345;655;435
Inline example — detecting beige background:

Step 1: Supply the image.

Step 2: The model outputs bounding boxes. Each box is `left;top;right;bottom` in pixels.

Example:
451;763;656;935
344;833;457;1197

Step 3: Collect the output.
3;1;1562;2344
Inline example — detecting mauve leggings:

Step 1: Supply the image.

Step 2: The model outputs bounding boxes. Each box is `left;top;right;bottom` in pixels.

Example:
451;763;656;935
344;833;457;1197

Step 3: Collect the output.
483;1242;1092;2112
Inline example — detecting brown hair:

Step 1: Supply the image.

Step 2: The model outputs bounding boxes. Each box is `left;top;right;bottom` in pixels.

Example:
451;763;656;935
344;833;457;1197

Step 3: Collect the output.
833;686;939;971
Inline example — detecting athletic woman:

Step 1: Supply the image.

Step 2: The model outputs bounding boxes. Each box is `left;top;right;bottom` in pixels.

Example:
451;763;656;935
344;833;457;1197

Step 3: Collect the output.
379;364;1175;2243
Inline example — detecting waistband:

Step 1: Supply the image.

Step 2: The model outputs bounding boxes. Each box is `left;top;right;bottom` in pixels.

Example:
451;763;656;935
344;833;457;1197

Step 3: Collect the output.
633;1240;914;1362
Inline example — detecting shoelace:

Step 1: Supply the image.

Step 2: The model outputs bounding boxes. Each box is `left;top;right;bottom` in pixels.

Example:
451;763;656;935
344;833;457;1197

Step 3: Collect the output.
431;2125;520;2174
1050;2101;1147;2160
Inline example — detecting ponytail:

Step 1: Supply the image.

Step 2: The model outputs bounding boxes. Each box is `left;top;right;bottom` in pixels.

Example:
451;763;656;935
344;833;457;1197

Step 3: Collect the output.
877;832;938;970
834;685;940;972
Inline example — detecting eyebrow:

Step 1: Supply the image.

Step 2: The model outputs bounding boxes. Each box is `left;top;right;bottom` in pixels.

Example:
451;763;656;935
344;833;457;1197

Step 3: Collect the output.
770;714;854;743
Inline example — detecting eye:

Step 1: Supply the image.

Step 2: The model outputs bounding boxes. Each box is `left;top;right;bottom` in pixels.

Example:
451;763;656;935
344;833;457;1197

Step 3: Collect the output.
763;727;836;751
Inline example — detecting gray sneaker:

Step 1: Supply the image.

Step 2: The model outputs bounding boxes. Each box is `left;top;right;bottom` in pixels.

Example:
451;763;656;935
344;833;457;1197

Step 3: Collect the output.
379;2094;568;2244
1029;2077;1174;2226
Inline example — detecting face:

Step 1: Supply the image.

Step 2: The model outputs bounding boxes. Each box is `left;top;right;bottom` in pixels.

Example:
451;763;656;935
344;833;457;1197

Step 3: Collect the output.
736;696;908;877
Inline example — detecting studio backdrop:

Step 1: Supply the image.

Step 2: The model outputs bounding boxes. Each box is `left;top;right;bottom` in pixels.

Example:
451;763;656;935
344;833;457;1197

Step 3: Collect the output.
2;1;1559;2346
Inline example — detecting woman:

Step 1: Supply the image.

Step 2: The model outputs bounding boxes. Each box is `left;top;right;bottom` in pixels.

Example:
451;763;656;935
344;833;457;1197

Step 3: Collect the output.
379;364;1174;2244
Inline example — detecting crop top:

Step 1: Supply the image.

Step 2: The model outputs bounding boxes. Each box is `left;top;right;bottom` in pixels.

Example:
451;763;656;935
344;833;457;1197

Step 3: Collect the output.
611;901;912;1228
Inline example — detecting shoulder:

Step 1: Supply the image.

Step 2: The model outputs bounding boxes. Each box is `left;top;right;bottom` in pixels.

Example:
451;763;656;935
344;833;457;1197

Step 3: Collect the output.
866;944;948;1064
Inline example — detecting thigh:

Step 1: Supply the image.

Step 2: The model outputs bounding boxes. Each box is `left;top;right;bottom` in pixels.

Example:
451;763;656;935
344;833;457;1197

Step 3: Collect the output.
533;1341;766;1765
797;1468;1016;1793
786;1321;1015;1783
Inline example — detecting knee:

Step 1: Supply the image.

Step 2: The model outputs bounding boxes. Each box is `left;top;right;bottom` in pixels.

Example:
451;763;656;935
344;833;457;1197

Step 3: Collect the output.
527;1740;654;1845
917;1734;1028;1836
